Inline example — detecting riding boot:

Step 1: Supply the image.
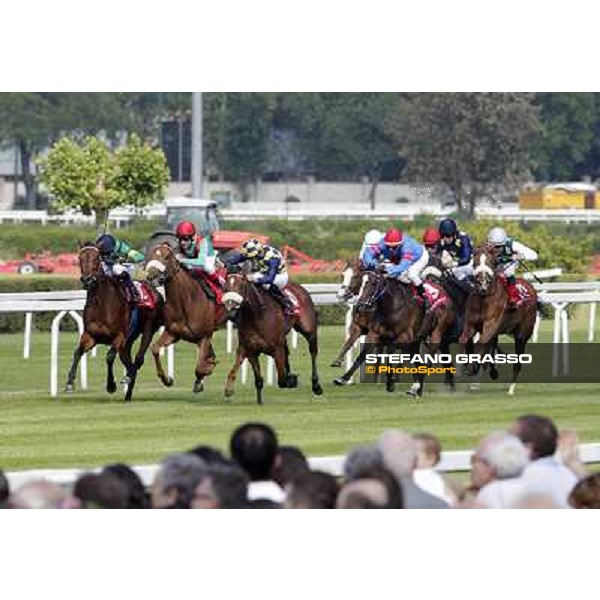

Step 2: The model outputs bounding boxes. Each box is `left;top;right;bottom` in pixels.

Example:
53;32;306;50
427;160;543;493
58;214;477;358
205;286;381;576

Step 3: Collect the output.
270;285;295;317
121;273;140;305
416;284;430;310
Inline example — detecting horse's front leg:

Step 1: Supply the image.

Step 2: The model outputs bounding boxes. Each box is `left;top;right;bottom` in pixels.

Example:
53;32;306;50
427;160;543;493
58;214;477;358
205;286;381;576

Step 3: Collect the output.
65;332;96;393
193;336;217;394
331;320;364;368
224;345;246;399
151;328;177;387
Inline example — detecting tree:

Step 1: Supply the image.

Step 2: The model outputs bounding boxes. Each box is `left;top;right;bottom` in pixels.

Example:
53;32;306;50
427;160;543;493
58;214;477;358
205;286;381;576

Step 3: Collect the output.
38;135;169;231
394;93;541;217
277;93;402;207
0;93;131;209
533;93;600;181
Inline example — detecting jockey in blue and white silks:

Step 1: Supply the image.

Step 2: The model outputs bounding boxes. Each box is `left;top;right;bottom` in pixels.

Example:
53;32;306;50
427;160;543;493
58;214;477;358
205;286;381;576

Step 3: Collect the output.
438;218;474;282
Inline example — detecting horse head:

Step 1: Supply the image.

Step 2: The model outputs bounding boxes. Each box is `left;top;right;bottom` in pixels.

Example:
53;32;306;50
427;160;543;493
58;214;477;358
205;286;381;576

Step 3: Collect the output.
79;243;101;290
146;243;180;286
222;271;249;316
355;270;386;312
337;258;364;302
472;244;498;295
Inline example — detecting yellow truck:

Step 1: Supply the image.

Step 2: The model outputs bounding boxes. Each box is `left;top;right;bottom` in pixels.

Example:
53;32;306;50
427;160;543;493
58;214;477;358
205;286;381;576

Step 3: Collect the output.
519;183;599;210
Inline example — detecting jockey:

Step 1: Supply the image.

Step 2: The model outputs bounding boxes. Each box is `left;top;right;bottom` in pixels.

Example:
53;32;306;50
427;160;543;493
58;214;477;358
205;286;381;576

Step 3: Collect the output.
96;234;144;303
226;238;294;315
363;228;431;306
359;229;383;263
487;227;538;306
438;218;474;282
422;228;441;257
174;221;222;301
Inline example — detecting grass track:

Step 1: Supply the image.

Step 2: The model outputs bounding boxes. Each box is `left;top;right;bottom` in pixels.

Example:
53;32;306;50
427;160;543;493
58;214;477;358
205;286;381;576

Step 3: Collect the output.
1;317;599;471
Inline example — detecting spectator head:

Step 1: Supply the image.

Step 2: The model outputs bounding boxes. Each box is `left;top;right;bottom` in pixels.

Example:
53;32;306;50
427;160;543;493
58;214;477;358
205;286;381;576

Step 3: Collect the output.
377;430;418;480
9;480;68;509
511;415;558;460
337;470;403;509
189;446;228;466
74;473;129;509
272;446;310;488
230;423;278;482
152;453;206;509
569;474;600;509
415;433;442;469
471;432;529;490
284;471;339;509
102;464;149;509
0;470;9;507
191;463;249;509
343;446;384;481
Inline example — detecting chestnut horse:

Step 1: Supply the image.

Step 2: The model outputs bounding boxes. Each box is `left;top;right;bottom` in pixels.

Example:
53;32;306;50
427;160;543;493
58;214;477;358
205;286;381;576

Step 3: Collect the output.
146;242;228;393
65;244;163;402
459;244;538;395
222;271;323;405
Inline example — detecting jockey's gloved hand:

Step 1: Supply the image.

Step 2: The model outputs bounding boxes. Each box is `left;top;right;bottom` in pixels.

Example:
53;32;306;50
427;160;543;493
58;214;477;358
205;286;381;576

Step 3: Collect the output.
513;253;525;261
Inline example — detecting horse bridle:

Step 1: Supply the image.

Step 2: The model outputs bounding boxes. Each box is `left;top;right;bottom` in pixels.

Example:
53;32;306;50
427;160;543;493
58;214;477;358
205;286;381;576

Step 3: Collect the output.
79;245;103;290
147;243;181;285
472;245;500;296
356;271;386;310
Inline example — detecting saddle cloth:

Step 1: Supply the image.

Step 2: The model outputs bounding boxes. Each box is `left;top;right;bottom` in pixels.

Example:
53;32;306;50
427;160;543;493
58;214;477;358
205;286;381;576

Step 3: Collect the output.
133;281;158;309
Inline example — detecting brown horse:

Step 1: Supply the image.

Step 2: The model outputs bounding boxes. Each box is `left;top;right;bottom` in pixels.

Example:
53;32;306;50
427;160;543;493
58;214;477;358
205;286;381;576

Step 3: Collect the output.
146;242;228;393
459;244;538;395
334;270;431;397
331;258;374;368
222;271;323;405
65;244;163;402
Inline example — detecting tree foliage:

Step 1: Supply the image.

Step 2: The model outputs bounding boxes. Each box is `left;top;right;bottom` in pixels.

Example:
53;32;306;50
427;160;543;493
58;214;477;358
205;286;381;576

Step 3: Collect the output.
38;135;169;228
394;93;541;217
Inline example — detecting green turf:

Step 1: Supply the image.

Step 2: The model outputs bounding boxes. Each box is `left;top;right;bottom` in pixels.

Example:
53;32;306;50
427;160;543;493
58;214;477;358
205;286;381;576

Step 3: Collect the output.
1;313;599;471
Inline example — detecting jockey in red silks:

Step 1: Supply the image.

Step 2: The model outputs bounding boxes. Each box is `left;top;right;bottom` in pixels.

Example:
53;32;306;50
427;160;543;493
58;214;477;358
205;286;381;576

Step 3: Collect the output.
174;221;224;303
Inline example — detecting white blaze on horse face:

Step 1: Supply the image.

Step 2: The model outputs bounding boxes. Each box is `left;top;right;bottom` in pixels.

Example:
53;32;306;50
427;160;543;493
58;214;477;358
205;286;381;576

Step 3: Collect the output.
146;260;166;274
473;254;494;288
337;267;354;299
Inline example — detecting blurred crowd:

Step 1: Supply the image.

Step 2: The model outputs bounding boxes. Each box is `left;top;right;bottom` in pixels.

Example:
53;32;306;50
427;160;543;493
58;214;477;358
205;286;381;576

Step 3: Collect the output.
1;414;599;509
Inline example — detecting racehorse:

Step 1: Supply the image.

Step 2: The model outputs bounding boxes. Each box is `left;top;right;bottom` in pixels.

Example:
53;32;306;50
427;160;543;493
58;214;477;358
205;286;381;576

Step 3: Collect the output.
334;270;434;397
331;258;374;368
459;244;538;395
145;242;228;394
222;269;323;405
65;243;162;402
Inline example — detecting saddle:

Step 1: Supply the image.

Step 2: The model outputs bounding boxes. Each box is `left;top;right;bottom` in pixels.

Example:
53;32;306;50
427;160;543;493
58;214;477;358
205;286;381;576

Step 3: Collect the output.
411;282;449;311
132;281;159;309
190;269;225;304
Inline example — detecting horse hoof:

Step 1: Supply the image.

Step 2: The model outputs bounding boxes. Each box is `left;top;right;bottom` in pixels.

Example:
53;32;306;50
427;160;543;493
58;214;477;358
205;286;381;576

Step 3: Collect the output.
64;384;75;394
312;384;324;396
386;383;396;394
333;378;352;387
224;388;235;400
287;374;299;389
193;381;204;394
330;360;342;368
489;368;499;381
107;382;117;395
163;377;175;388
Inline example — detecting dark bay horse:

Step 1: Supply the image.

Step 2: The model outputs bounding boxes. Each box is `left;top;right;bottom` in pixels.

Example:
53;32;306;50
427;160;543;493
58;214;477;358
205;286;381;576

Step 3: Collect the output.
146;242;228;394
334;271;432;397
222;271;323;405
65;244;162;402
331;259;374;368
459;244;538;395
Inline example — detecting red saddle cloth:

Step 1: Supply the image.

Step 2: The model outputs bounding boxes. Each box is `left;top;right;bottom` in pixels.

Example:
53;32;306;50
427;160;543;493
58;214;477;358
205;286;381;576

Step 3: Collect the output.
283;287;302;317
412;282;449;310
133;282;158;309
200;269;225;304
503;278;535;307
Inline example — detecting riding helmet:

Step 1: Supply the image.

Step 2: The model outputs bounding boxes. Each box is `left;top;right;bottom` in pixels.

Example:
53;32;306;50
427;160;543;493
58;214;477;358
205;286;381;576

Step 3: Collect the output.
242;238;264;258
423;228;441;247
364;230;383;246
96;234;116;256
488;227;508;247
384;229;404;247
439;218;458;238
176;221;197;238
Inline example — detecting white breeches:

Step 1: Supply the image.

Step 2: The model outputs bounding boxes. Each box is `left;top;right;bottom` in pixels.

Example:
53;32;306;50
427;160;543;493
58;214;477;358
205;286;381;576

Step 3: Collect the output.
103;263;134;278
400;251;430;286
451;263;474;281
250;271;289;289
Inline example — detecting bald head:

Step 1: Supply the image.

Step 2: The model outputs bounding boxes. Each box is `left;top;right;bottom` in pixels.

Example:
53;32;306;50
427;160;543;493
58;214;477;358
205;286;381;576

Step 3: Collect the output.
377;430;418;480
10;481;67;509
